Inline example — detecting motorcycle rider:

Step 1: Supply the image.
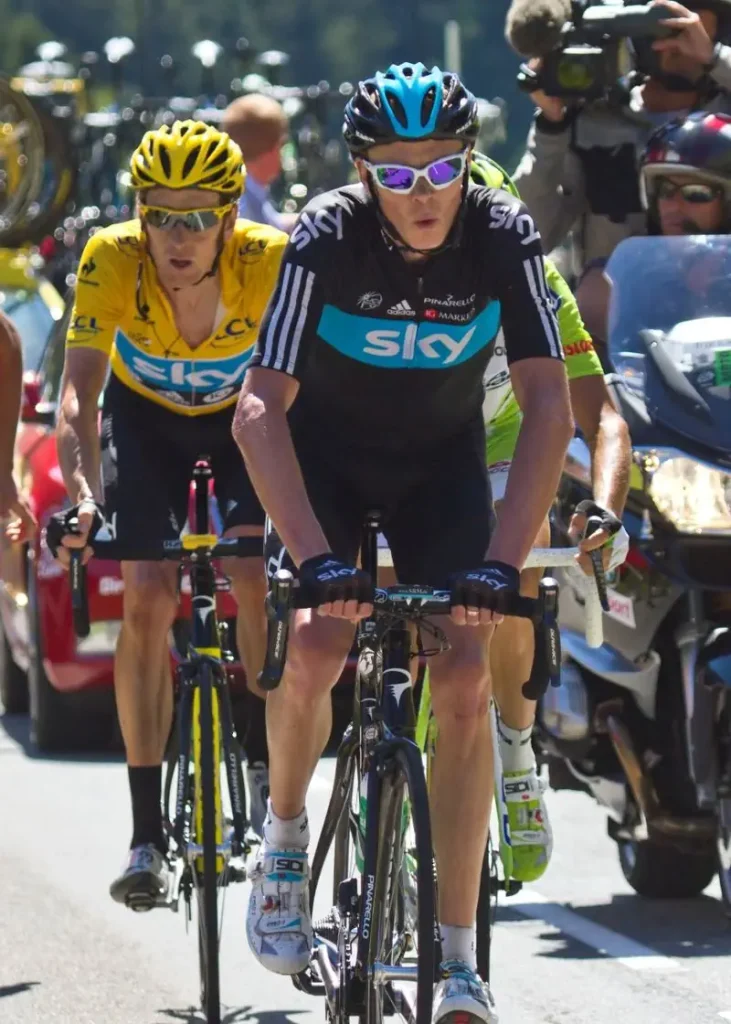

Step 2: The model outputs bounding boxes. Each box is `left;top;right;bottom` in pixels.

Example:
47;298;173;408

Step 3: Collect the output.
577;110;731;349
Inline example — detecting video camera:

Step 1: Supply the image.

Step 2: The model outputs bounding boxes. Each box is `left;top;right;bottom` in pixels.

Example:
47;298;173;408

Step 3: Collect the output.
517;0;676;100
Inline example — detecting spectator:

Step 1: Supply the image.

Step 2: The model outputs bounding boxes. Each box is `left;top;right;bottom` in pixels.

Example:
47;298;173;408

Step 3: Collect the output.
511;0;731;276
222;93;297;233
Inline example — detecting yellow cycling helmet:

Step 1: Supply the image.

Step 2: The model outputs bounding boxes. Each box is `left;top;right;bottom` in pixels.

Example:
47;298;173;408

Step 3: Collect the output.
130;119;246;198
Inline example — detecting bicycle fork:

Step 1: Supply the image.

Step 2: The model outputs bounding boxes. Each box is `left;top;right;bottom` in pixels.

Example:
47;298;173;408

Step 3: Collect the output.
173;658;248;874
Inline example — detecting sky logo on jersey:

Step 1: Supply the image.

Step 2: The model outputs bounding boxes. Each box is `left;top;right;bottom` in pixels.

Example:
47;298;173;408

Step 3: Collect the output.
114;329;254;395
317;302;500;368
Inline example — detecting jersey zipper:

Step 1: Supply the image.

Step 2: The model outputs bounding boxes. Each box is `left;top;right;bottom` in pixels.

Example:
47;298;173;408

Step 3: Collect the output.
416;276;424;319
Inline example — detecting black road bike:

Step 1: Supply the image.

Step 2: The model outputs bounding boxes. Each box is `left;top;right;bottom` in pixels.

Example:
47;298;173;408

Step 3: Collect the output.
258;512;561;1024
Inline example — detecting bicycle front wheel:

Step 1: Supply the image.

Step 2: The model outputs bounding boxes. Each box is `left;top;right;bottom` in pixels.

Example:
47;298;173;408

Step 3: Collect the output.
363;743;436;1024
195;665;223;1024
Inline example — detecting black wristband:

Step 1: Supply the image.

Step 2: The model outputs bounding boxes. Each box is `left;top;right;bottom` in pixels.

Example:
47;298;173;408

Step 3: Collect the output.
535;111;573;134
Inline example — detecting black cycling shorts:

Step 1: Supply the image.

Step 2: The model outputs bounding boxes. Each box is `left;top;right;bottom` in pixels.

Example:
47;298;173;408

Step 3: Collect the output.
265;418;495;587
101;375;264;547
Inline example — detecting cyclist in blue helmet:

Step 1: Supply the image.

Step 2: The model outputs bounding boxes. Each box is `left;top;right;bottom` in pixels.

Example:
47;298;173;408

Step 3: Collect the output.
235;62;572;1024
342;62;480;255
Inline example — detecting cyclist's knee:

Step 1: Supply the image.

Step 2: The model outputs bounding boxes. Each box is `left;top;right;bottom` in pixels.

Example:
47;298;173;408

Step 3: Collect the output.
121;563;178;634
281;614;354;705
227;557;267;607
429;639;491;723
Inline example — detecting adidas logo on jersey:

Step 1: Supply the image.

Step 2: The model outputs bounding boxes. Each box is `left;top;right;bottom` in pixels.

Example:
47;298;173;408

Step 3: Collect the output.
387;300;415;316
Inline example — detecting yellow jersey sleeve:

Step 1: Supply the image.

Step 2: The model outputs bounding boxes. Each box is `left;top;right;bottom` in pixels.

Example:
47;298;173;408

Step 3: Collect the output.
66;229;130;357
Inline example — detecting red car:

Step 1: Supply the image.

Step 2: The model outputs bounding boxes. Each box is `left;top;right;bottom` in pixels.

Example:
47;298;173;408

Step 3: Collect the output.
1;293;357;752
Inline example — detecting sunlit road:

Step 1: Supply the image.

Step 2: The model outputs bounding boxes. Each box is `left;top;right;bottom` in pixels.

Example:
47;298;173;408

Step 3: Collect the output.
2;711;731;1024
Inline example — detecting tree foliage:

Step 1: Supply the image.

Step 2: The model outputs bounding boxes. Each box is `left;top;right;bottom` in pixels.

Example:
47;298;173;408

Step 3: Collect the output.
4;0;533;166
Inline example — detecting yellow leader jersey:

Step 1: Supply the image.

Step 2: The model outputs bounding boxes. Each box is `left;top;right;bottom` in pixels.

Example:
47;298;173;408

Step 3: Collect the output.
66;218;287;415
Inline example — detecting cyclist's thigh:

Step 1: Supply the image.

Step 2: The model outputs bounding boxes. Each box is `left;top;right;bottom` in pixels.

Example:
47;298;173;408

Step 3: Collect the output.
263;451;364;585
101;376;194;546
263;448;364;687
206;405;265;537
385;421;494;589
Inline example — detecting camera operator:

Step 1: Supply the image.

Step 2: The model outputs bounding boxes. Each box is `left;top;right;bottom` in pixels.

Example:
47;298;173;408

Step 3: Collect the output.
510;0;731;275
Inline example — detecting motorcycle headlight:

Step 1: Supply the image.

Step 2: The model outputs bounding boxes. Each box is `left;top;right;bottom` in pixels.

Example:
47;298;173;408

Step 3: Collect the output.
649;454;731;534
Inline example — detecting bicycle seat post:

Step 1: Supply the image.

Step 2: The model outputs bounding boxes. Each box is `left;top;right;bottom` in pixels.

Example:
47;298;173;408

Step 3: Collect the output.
361;509;381;587
193;456;213;535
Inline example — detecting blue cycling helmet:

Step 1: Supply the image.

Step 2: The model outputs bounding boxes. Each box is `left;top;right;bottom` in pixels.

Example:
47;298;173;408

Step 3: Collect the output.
343;62;479;154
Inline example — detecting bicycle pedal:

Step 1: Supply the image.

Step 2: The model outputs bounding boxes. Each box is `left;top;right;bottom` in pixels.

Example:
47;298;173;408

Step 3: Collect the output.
504;879;523;897
125;890;159;913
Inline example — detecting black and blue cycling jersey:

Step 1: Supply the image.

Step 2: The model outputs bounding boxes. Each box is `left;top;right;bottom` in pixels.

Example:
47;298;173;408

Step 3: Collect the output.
249;182;563;455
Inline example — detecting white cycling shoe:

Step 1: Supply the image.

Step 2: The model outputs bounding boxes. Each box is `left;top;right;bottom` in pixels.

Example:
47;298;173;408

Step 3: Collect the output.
109;843;172;910
246;845;312;975
433;959;499;1024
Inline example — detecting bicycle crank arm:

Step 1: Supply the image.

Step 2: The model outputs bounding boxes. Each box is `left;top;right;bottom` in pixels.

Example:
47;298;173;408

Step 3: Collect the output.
371;962;419;984
316;942;341;1017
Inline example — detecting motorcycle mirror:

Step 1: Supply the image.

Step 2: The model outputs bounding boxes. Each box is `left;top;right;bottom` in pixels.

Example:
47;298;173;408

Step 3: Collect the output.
104;36;136;64
37;40;67;63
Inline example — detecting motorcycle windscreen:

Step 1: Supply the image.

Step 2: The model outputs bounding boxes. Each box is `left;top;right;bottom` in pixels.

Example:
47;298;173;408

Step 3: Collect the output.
605;234;731;457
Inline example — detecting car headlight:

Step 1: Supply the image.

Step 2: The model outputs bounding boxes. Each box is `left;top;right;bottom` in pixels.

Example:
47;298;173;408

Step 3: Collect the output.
648;453;731;534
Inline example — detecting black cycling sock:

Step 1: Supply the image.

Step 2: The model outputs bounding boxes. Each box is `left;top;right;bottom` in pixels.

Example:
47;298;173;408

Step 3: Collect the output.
242;689;269;767
128;765;166;853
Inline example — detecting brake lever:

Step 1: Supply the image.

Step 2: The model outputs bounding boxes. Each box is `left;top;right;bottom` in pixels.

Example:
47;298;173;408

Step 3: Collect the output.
585;515;610;612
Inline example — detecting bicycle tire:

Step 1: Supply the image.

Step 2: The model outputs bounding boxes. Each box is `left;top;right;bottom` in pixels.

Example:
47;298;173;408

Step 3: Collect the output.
363;743;436;1024
197;666;222;1024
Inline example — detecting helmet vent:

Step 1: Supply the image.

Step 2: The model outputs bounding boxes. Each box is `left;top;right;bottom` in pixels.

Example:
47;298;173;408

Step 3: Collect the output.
182;147;200;180
158;145;172;179
206;146;229;169
421;85;437;127
386;93;408;130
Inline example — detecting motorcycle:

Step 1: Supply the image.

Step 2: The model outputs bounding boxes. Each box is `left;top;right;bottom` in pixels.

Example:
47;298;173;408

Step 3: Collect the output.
538;233;731;906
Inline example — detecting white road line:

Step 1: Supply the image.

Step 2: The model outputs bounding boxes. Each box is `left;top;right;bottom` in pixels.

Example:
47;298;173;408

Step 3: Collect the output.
718;1013;731;1020
509;888;684;973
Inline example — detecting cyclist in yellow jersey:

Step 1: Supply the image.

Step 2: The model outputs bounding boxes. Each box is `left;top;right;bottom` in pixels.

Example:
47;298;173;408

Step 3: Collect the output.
51;120;287;905
472;154;632;882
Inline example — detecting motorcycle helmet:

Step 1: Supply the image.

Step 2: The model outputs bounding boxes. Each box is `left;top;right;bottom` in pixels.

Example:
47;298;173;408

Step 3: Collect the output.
640;111;731;231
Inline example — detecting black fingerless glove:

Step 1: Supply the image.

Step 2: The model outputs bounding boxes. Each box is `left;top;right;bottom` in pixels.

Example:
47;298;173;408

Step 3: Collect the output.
448;560;520;609
299;552;374;605
46;500;105;559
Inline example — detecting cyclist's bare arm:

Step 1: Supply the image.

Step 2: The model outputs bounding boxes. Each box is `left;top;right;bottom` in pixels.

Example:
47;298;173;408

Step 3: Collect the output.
57;347;109;505
569;373;630;519
0;311;22;487
488;358;573;570
233;366;330;567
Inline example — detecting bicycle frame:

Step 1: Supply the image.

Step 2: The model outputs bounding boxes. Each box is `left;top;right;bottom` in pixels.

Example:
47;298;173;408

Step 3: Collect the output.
170;460;248;872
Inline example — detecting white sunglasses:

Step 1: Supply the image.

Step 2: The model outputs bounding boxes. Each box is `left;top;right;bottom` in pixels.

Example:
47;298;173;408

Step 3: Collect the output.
363;151;469;194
